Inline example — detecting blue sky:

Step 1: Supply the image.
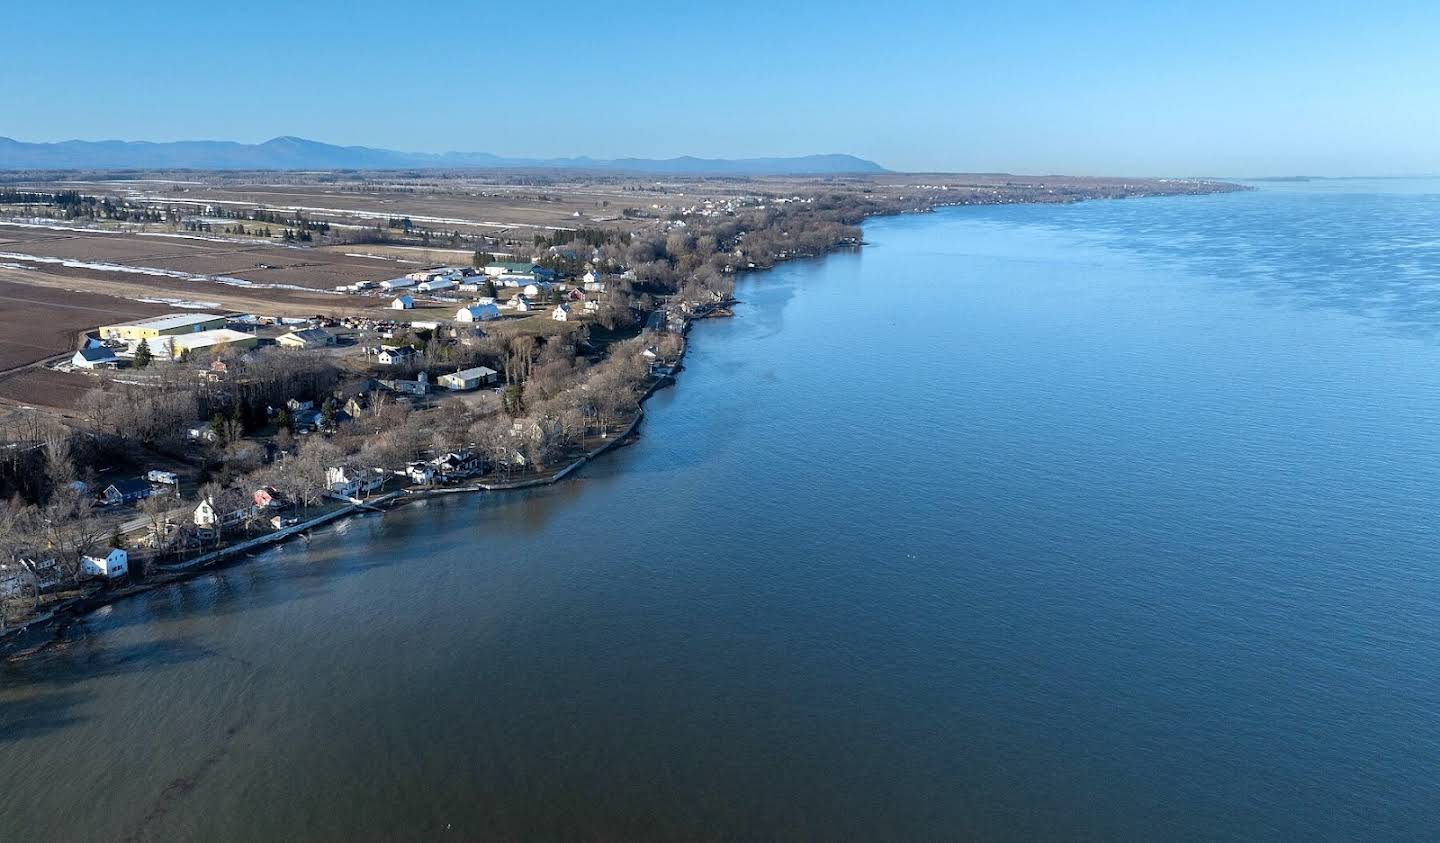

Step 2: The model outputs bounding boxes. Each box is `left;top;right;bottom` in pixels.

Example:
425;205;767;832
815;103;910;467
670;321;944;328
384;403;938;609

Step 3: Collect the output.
4;0;1438;176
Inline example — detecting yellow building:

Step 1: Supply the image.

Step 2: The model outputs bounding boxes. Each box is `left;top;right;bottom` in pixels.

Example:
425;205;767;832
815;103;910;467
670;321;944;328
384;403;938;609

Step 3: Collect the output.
100;313;226;342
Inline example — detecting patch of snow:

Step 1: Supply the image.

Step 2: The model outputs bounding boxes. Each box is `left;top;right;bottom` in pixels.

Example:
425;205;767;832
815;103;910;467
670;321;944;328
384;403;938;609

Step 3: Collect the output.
137;297;225;309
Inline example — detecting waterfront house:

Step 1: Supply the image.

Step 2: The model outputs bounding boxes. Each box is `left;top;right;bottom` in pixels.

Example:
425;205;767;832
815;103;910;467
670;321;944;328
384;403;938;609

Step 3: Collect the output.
254;486;285;509
405;461;436;484
102;478;153;505
0;564;32;600
80;548;128;581
325;467;384;498
193;496;249;530
431;450;482;476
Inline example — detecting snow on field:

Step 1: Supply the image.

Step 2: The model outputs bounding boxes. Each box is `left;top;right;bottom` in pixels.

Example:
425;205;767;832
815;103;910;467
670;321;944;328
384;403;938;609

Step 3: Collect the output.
124;195;576;231
0;251;339;294
136;297;224;309
135;231;279;246
0;219;123;234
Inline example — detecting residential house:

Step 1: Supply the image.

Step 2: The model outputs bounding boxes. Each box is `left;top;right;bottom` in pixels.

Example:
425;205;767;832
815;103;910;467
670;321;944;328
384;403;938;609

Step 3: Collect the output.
342;396;368;419
286;398;314;412
431;450;481;477
551;304;572;322
80;548;129;581
509;295;533;312
193;496;249;530
583;299;601;313
0;564;32;600
390;295;415;310
377;346;418;366
378;371;429;396
582;270;606;290
292;408;325;432
72;346;119;369
254;486;285;509
325;467;384;498
102;478;153;505
455;303;501;323
405;461;436;484
437;366;499;391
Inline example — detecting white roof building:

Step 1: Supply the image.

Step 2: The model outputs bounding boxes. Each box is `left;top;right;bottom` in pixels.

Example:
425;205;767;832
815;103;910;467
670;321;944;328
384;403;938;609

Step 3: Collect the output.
72;346;119;369
455;303;501;323
438;366;499;391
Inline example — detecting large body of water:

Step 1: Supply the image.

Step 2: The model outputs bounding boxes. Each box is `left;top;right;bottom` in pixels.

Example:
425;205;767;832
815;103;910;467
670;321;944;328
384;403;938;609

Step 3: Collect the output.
6;180;1440;840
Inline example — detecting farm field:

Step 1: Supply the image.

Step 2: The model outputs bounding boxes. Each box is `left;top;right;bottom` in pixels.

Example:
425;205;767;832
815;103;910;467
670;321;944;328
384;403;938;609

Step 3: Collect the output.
0;278;171;372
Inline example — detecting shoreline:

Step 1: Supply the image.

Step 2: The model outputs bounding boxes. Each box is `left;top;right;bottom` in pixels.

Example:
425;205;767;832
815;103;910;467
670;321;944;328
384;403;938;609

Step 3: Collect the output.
0;326;686;657
0;186;1237;659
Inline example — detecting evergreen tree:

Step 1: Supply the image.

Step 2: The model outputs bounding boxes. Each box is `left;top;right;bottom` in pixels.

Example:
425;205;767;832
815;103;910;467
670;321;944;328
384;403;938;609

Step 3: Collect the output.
133;338;152;368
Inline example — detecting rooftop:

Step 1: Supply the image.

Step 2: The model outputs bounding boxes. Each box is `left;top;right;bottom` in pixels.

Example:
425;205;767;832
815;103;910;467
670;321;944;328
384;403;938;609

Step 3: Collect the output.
108;312;225;331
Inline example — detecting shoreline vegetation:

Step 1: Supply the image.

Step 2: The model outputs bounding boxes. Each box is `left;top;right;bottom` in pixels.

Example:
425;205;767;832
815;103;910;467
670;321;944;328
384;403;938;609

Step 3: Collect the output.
0;172;1242;656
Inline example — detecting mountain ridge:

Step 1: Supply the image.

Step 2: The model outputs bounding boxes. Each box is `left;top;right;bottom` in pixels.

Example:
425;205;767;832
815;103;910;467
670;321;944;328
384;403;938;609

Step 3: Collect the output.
0;136;887;174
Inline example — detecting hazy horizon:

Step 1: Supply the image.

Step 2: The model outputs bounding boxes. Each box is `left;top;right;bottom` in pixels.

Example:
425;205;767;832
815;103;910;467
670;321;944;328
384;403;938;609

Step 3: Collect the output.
5;1;1439;177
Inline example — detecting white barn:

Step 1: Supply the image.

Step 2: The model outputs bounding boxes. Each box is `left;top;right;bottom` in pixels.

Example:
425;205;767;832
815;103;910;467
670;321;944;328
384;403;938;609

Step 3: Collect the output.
390;295;414;310
455;303;501;323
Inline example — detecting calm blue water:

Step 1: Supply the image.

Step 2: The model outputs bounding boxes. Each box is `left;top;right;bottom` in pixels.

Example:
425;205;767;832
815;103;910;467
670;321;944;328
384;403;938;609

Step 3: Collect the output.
5;179;1440;840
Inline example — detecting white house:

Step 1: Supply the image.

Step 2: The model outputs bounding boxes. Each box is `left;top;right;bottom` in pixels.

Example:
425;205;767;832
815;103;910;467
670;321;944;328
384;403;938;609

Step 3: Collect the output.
377;346;417;366
438;366;499;391
455;303;501;323
325;467;384;498
390;295;414;310
582;270;606;289
0;563;33;599
405;461;436;484
551;304;572;322
509;295;532;312
72;346;119;369
80;548;129;580
193;496;249;530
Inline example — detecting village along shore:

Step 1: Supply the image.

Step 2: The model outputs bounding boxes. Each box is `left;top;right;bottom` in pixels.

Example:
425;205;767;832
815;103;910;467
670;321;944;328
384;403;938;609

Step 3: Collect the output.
0;175;1242;658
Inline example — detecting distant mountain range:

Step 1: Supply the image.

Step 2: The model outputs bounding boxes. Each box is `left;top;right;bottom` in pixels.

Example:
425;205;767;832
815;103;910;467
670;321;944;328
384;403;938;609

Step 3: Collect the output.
0;136;887;175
